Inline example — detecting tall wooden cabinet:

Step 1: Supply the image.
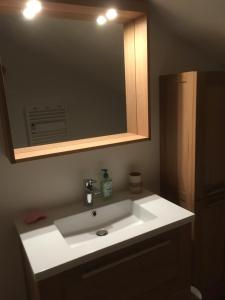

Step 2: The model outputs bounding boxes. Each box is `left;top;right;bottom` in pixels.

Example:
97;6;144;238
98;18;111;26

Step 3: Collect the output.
160;71;225;300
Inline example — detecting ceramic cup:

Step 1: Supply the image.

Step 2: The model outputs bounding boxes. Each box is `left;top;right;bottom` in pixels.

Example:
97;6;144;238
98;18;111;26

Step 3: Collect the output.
129;171;143;194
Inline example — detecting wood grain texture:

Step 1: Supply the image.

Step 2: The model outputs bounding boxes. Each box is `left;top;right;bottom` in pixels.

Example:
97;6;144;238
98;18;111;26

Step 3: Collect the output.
195;72;225;200
124;16;149;137
0;0;145;23
14;133;147;161
43;0;148;11
160;72;196;211
124;22;138;134
135;16;149;137
176;72;197;212
160;71;225;300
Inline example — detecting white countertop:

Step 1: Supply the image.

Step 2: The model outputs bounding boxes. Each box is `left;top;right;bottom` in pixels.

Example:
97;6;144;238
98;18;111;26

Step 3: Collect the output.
15;191;194;281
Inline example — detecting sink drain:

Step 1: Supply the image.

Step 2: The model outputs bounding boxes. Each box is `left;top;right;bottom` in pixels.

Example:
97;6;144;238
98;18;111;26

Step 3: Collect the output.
96;229;108;236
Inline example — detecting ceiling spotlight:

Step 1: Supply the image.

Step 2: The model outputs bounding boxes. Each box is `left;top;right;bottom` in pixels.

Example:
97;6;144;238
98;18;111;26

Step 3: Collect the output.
22;0;42;20
106;8;118;20
22;7;36;20
26;0;42;14
97;15;107;26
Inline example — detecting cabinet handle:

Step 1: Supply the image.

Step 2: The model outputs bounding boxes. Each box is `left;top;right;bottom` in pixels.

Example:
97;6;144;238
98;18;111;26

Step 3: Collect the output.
205;187;225;207
82;240;171;279
208;197;225;207
206;187;225;197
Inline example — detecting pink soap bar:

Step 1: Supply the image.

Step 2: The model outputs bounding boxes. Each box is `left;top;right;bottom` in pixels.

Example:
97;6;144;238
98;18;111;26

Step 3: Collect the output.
23;211;47;225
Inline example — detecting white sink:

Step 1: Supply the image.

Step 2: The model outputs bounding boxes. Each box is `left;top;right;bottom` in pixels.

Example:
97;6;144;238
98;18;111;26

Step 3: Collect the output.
55;200;156;248
17;194;194;280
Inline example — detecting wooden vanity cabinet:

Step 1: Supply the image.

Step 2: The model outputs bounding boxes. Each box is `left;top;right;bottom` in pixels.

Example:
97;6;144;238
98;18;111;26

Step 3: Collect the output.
160;71;225;300
24;224;191;300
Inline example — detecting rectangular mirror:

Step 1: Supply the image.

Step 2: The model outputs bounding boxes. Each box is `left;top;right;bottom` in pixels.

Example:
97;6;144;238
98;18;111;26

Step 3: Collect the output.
1;15;127;147
0;1;149;162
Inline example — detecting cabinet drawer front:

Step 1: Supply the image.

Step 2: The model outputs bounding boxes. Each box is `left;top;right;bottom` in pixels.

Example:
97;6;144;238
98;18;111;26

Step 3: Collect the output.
82;240;170;280
64;234;180;300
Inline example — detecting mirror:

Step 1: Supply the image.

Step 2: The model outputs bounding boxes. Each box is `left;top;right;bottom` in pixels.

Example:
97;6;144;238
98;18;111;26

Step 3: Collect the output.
0;14;127;148
0;1;149;162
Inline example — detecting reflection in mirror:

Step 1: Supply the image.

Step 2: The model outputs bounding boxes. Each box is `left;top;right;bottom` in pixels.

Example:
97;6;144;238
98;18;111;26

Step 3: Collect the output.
0;14;127;148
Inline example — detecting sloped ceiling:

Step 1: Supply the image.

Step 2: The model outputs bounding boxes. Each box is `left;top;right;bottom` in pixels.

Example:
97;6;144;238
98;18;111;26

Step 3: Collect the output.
149;0;225;65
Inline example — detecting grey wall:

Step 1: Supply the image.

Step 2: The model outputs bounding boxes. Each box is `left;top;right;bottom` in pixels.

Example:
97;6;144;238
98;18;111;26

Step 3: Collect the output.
0;6;223;300
150;0;225;66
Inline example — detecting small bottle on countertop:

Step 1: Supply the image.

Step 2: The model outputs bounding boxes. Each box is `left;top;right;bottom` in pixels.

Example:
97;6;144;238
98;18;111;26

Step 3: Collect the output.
129;171;143;194
101;169;112;198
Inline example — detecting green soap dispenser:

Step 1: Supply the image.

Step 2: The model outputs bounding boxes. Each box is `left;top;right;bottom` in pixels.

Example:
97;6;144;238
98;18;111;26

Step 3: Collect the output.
101;169;112;198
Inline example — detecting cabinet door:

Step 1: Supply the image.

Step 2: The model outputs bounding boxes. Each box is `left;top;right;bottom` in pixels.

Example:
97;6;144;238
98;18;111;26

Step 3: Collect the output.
196;72;225;200
160;72;197;211
193;196;225;298
63;226;191;300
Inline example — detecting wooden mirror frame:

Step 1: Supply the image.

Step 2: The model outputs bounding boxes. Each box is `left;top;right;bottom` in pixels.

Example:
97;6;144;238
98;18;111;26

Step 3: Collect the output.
0;0;150;162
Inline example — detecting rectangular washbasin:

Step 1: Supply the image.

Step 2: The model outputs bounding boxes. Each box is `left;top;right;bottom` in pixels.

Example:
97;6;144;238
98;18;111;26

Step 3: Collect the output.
54;200;156;247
